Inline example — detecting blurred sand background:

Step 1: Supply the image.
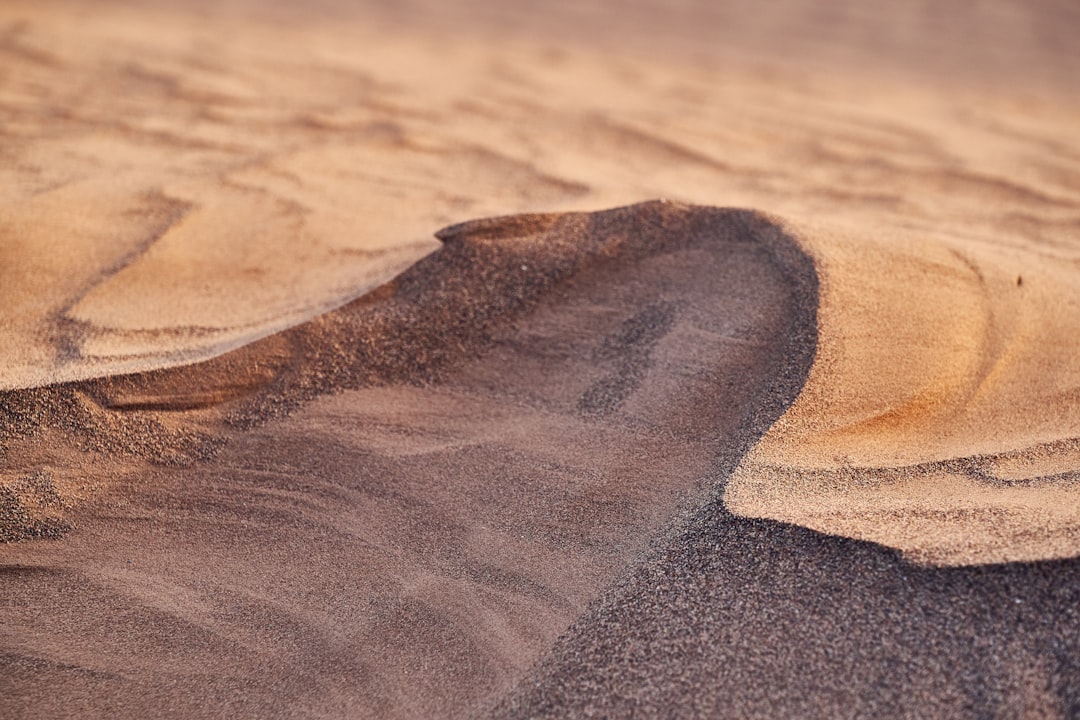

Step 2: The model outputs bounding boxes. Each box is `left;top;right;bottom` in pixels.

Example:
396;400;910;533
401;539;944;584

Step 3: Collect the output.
5;0;1078;388
2;0;1080;717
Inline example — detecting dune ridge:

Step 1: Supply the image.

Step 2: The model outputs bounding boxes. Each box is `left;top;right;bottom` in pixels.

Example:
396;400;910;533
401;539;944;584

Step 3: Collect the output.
4;202;1079;717
2;202;822;718
1;201;814;541
725;220;1080;565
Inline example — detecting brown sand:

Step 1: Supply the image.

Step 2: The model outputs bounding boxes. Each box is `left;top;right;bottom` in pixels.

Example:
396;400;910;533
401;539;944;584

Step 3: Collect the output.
3;0;1080;717
2;203;818;717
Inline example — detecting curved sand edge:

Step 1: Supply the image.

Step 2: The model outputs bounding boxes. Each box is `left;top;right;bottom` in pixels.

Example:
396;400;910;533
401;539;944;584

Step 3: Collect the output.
4;203;1079;719
5;201;1078;570
1;201;820;718
0;201;815;534
725;218;1080;566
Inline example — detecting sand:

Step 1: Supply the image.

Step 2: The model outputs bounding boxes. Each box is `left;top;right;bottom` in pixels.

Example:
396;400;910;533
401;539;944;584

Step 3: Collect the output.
2;204;820;718
2;0;1080;717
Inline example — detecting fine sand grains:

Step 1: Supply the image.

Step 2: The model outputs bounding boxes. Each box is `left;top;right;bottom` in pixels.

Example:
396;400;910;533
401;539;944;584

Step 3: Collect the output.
1;203;820;718
3;0;1080;717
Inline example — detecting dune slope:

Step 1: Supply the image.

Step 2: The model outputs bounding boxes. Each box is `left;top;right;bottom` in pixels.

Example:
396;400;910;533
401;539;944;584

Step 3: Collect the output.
1;202;817;718
726;222;1080;565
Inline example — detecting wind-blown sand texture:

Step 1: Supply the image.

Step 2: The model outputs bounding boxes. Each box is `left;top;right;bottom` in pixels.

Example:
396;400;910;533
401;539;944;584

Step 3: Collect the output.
3;0;1080;717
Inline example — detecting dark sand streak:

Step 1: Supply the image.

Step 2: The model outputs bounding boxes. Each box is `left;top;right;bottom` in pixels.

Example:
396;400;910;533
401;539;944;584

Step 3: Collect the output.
46;190;194;366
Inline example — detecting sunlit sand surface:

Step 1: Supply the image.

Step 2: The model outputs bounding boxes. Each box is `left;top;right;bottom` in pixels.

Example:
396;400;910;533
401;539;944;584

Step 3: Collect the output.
3;0;1080;717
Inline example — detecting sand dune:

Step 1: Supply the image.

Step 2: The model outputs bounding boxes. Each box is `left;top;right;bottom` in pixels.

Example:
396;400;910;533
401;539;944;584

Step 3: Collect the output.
3;0;1080;717
3;201;1077;717
2;203;818;717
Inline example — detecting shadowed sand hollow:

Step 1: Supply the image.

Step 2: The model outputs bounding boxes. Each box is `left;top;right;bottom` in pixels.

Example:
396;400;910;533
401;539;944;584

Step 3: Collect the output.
0;202;819;718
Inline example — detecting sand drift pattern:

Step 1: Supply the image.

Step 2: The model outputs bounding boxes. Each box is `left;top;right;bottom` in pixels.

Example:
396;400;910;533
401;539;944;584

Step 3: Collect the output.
2;203;818;717
3;203;1080;717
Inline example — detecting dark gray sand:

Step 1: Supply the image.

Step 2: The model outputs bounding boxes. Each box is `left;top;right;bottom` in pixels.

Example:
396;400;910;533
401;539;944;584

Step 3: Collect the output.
490;500;1080;718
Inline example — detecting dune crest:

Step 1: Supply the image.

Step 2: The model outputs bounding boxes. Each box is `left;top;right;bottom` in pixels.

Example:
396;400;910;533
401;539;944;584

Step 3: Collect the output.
3;202;1080;717
726;222;1080;565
